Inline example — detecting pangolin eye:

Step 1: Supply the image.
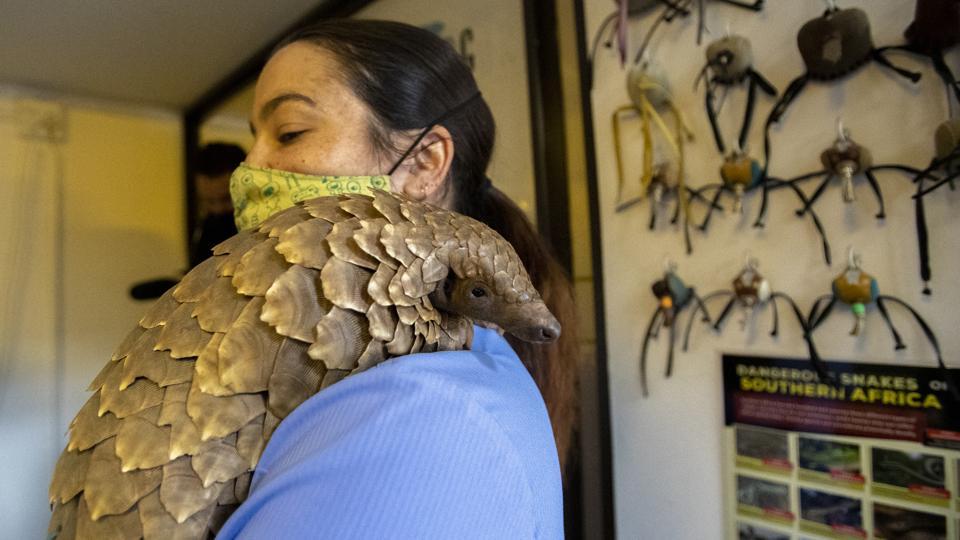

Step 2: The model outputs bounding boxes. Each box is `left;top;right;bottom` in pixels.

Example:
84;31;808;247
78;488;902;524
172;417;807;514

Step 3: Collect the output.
471;286;487;298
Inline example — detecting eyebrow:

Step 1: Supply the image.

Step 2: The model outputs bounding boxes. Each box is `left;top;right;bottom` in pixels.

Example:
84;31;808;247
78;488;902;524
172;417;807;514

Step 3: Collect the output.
257;93;317;123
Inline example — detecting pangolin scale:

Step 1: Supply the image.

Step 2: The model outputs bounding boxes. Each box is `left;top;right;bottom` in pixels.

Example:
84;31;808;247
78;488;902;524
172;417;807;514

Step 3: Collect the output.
48;191;558;539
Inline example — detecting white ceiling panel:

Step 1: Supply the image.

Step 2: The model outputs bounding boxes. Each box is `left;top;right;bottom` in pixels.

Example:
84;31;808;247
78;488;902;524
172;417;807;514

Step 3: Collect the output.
0;0;330;108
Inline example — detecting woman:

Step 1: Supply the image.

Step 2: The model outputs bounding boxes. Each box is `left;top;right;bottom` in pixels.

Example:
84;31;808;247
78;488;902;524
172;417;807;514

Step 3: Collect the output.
218;19;578;538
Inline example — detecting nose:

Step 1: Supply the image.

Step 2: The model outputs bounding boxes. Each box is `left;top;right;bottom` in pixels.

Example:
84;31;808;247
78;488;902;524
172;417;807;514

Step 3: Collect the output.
515;317;561;343
244;138;267;169
540;319;561;342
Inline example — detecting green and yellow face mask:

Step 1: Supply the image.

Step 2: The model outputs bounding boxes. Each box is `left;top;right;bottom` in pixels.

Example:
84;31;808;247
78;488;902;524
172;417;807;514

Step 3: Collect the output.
229;163;390;231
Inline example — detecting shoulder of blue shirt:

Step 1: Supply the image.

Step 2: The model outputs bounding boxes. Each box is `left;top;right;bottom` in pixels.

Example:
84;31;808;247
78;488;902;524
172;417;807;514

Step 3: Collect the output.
215;325;563;540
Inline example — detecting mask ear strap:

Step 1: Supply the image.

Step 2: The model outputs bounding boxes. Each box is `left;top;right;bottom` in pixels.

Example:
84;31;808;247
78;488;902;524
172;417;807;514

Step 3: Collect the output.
386;92;483;175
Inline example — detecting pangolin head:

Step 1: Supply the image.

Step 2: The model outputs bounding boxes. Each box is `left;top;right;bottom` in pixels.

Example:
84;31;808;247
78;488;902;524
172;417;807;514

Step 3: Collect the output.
427;214;561;344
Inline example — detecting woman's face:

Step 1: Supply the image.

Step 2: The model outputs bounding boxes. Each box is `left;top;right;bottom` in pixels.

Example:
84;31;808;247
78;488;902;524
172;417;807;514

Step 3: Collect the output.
247;41;456;206
246;42;387;177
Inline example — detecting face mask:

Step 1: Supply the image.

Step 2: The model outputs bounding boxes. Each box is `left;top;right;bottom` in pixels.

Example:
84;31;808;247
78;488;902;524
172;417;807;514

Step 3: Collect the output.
230;91;483;231
229;164;389;231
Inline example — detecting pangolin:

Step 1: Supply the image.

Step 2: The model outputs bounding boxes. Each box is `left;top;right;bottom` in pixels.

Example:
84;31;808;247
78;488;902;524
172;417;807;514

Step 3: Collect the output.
47;190;560;539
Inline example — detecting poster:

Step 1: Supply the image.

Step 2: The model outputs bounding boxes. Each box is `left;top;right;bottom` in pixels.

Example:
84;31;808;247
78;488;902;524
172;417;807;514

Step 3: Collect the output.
723;354;960;539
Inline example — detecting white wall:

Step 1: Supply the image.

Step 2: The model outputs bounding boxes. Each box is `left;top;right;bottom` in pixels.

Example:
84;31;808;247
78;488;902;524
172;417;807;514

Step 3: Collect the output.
581;2;960;538
0;88;185;538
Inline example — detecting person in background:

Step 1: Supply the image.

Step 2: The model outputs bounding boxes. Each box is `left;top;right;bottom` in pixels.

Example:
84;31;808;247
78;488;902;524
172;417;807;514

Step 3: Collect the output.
216;19;579;539
189;142;245;266
129;142;245;299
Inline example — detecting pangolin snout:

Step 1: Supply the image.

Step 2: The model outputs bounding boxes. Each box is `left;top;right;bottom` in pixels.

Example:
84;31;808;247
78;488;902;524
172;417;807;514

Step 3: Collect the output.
512;315;561;343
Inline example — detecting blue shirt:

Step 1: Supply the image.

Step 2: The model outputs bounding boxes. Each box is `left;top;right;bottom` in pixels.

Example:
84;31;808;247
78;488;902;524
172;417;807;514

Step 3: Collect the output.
217;326;563;539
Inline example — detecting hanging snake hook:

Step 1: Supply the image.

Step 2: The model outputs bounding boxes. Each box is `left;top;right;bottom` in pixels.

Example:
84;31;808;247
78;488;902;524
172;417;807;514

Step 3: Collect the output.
846;246;861;270
836;116;849;143
662;256;678;275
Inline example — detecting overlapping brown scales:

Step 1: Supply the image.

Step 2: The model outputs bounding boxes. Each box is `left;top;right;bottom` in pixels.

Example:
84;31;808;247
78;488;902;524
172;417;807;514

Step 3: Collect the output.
386;320;415;355
477;254;495;282
267;339;324;418
186;378;266;442
191;434;248;488
366;302;398;342
320;368;350;390
368;263;396;307
381;222;417;267
194;334;233;397
339;195;383;220
438;315;472;350
154;303;212;359
232;238;290;296
139;288;178;329
275;218;333;270
115;406;168;472
207;504;239;537
218;297;280;393
304;195;352;222
388;266;418;307
494;272;515;300
447;246;470;278
48;496;78;540
158;383;202;460
160;457;224;523
212;228;259;257
99;372;164;420
309;306;368;370
257;203;311;239
236;415;266;469
110;325;146;362
234;472;252;501
396;305;419;325
401;258;428;298
353;217;397;269
217;478;239;505
173;256;219;303
372;190;405;224
50;446;91;504
214;231;265;278
193;276;248;333
356;339;385;372
140;489;214;540
411;333;426;354
77;497;141;540
405;226;434;259
262;411;282;440
87;357;119;392
262;265;325;342
84;438;161;520
415;300;441;324
424;209;453;230
120;328;193;390
321;257;374;313
327;219;379;270
52;193;546;538
400;200;428;225
68;394;119;452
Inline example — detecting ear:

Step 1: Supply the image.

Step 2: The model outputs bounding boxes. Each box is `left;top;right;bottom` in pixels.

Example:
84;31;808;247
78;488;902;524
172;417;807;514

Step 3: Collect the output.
390;125;455;204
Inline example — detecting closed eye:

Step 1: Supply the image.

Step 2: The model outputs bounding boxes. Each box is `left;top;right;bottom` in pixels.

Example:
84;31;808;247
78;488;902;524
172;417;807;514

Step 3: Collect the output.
278;130;307;144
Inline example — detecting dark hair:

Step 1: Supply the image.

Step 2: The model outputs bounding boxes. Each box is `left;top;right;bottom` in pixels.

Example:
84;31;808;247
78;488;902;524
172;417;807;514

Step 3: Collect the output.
195;142;246;177
275;19;579;475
